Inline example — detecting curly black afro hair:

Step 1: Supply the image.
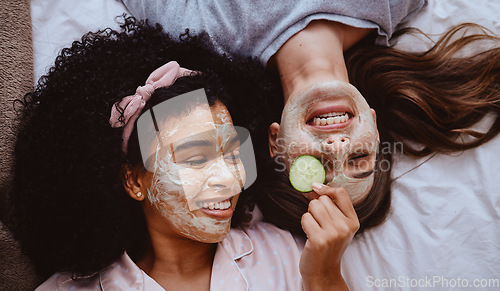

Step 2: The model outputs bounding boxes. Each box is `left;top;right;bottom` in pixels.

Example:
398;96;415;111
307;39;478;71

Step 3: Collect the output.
7;16;283;278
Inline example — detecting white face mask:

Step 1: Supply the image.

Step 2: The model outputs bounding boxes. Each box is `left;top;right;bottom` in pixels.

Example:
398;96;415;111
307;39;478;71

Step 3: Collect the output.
154;125;246;211
136;89;256;242
146;124;245;243
275;81;379;202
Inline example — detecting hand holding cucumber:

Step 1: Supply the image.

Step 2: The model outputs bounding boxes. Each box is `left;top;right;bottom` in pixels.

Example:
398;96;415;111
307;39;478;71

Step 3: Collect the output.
299;183;360;291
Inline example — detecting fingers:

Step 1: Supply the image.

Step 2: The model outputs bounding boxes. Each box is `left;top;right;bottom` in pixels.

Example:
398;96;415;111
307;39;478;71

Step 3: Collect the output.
306;197;339;229
300;185;360;288
311;182;358;220
306;184;360;235
316;195;341;221
302;196;358;253
301;212;321;238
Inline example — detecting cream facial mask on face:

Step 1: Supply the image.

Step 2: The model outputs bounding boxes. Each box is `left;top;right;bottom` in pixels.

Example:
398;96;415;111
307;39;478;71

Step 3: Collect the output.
149;152;232;242
171;125;246;211
277;81;379;202
136;89;256;242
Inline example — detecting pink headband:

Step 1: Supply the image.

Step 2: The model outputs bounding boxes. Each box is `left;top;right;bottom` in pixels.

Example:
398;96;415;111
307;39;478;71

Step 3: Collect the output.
109;61;195;153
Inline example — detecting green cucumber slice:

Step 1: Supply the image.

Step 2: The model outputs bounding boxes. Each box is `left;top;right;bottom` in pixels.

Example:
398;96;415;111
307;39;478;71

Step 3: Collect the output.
289;155;326;192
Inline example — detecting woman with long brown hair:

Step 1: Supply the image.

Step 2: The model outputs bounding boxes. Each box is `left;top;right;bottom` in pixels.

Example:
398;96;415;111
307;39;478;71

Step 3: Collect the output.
255;21;500;235
251;21;500;289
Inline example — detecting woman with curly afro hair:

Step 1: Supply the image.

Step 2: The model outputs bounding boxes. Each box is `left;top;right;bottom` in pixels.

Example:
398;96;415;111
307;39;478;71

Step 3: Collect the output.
8;17;358;291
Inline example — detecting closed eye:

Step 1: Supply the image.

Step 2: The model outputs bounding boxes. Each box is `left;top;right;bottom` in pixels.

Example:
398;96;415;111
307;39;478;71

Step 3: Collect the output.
180;155;207;167
352;169;374;179
346;152;375;178
346;152;373;171
349;153;369;161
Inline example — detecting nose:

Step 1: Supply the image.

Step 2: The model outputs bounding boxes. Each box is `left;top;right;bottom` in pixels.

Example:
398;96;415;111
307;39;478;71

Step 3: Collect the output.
322;136;350;153
206;158;238;190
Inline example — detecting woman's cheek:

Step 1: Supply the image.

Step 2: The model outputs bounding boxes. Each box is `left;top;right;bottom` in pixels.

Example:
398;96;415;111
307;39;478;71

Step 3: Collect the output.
146;157;189;212
177;167;208;210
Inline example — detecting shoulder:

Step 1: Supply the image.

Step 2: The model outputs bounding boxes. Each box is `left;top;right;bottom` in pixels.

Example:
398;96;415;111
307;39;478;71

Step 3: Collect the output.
245;222;304;257
226;221;302;248
222;222;304;260
225;222;304;266
244;221;297;241
35;272;100;291
225;223;304;290
35;253;151;291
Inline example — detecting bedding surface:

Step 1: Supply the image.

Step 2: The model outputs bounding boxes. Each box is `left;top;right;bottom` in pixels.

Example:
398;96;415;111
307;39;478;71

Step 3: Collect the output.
342;1;500;290
29;1;500;290
342;116;500;290
31;0;129;82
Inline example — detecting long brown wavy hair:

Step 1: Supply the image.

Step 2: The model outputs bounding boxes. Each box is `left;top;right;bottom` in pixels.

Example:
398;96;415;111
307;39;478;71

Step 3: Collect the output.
253;23;500;236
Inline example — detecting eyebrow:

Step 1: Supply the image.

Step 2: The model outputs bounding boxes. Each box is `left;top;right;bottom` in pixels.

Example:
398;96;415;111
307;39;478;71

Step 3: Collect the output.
173;139;213;152
352;169;374;179
224;135;241;149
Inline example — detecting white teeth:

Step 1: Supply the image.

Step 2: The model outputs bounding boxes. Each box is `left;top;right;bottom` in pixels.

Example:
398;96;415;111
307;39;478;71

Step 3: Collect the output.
198;199;231;210
317;112;346;118
312;112;349;126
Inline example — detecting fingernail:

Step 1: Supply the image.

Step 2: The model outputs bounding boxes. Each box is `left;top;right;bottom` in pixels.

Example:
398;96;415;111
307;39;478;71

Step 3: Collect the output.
312;182;323;191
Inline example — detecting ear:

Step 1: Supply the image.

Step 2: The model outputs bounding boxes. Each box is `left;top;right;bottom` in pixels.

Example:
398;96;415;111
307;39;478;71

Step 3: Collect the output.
121;164;146;201
268;122;281;158
371;109;380;142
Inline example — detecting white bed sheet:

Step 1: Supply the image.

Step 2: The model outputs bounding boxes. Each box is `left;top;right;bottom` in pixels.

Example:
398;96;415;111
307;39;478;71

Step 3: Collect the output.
341;2;500;290
31;1;500;290
31;0;129;83
342;116;500;290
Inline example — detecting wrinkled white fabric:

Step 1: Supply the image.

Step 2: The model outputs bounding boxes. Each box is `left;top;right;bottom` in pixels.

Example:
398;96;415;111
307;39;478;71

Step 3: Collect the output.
342;116;500;290
341;0;500;285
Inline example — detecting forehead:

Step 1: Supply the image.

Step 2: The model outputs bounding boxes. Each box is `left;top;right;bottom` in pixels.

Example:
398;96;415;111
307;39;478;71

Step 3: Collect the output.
158;101;232;144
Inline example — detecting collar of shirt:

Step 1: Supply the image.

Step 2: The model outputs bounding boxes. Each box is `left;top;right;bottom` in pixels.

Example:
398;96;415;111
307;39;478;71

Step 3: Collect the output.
97;228;253;290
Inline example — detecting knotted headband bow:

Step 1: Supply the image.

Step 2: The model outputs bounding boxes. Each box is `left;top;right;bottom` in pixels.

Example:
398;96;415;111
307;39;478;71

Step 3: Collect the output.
109;61;195;153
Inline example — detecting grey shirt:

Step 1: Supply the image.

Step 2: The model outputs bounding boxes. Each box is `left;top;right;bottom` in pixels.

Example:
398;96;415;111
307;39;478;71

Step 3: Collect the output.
122;0;426;63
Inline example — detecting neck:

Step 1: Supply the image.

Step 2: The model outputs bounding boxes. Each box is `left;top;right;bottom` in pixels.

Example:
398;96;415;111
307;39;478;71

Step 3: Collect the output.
271;20;371;103
137;228;217;276
136;207;217;290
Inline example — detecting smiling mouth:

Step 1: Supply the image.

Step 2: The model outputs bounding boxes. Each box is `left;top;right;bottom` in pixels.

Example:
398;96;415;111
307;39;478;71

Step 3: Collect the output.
196;198;233;210
308;111;351;126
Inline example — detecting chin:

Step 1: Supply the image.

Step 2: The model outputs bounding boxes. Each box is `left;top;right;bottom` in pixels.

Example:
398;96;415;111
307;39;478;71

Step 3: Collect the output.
182;221;232;244
197;229;230;243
